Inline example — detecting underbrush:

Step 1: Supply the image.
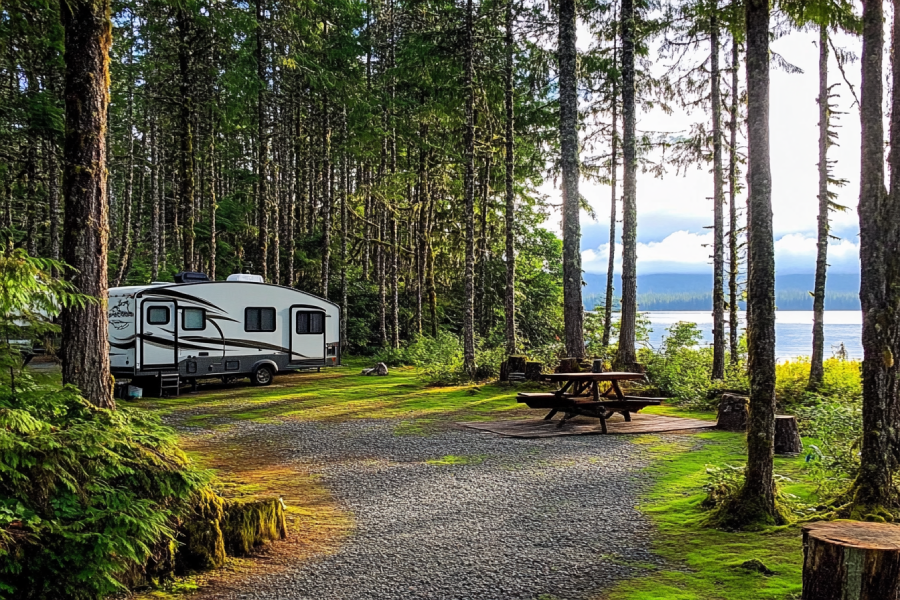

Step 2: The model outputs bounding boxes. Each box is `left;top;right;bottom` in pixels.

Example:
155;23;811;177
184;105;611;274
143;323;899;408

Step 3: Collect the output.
0;378;209;599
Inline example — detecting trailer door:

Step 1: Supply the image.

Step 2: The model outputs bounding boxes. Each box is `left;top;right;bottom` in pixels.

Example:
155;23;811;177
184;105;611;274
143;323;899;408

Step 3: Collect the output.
141;301;177;368
290;307;326;365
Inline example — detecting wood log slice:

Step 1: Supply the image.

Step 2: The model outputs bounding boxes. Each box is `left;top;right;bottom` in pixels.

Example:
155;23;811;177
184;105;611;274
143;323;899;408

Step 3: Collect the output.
507;355;527;374
524;361;543;381
716;393;749;432
802;521;900;600
774;415;802;455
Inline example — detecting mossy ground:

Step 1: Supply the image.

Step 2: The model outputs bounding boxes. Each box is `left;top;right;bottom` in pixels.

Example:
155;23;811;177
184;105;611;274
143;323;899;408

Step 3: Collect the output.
598;431;816;600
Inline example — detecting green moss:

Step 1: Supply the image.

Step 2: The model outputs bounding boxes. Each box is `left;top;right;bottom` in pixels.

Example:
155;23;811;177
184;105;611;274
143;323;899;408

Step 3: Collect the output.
178;489;227;571
605;432;813;600
221;497;288;556
425;454;486;466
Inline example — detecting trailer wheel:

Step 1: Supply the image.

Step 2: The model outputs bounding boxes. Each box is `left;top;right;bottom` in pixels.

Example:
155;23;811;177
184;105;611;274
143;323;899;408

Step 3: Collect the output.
251;365;274;386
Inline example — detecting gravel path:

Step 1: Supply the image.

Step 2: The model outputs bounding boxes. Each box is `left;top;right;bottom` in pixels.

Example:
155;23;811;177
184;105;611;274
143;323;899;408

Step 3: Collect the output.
195;419;662;600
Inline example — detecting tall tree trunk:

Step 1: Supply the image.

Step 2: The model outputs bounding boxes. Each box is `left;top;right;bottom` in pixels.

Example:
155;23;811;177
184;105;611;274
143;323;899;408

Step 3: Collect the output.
322;98;332;298
150;114;160;281
504;0;517;356
114;66;135;287
60;0;114;409
559;0;585;360
47;138;60;266
809;23;829;390
208;133;217;281
391;216;399;348
615;0;637;369
740;0;778;522
602;19;618;351
711;15;726;380
462;0;477;376
178;8;195;272
728;36;740;363
851;0;900;509
256;0;269;281
340;105;348;352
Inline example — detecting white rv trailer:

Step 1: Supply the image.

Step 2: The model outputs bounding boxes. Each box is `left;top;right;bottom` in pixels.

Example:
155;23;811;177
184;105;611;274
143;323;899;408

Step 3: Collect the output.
107;273;341;387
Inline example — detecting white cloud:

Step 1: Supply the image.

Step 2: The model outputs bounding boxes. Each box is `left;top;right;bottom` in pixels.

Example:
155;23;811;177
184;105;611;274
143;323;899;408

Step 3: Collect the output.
582;231;860;275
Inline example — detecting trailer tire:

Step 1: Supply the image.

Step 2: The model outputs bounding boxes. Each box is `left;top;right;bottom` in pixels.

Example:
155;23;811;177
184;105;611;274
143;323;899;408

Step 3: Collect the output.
251;365;274;386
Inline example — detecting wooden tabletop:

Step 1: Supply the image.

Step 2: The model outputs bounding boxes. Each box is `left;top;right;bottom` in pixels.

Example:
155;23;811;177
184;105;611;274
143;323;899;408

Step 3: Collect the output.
541;372;645;382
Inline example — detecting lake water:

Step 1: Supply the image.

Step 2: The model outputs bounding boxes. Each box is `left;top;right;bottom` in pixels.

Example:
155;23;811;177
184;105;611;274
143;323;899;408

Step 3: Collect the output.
640;311;863;360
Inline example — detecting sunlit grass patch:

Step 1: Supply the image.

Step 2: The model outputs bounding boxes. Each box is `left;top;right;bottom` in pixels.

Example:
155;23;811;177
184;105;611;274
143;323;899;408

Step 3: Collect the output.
134;360;533;430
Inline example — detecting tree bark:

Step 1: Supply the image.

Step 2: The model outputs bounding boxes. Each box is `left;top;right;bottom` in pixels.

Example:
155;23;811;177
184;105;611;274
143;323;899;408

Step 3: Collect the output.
615;0;637;369
462;0;477;376
60;0;114;409
46;138;60;265
809;23;829;390
740;0;777;521
851;0;900;509
322;98;332;298
728;35;740;364
559;0;585;360
178;7;195;273
711;15;726;380
113;58;135;288
256;0;269;281
602;22;618;351
340;105;348;352
504;0;517;356
150;113;160;282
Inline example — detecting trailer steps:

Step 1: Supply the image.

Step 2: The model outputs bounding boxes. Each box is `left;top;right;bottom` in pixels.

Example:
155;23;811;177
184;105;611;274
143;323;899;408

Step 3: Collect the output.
159;373;181;397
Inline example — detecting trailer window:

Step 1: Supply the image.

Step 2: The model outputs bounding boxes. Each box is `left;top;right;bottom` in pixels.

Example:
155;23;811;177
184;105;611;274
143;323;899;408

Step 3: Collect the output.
245;307;276;332
147;306;170;325
296;311;325;335
182;308;205;330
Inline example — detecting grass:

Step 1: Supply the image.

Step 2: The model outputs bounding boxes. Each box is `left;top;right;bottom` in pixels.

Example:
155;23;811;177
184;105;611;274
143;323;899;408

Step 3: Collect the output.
426;454;487;466
131;358;532;431
599;431;815;600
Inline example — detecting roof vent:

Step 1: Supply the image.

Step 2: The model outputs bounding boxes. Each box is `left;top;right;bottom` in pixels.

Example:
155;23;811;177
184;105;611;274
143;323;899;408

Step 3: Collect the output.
226;273;264;283
174;271;210;284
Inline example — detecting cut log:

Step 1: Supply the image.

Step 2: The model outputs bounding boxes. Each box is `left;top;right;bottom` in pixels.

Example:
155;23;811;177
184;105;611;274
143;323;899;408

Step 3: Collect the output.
774;415;802;455
591;359;605;373
499;360;509;382
557;357;582;373
525;361;542;381
802;521;900;600
507;355;527;374
716;393;749;432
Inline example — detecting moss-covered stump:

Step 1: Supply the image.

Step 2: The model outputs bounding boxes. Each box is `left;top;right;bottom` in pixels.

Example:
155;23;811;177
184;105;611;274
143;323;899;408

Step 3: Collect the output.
178;489;227;571
222;497;288;556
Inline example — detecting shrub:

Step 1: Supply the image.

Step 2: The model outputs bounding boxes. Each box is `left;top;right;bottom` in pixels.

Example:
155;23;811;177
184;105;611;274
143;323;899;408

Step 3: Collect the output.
774;357;862;407
0;382;210;599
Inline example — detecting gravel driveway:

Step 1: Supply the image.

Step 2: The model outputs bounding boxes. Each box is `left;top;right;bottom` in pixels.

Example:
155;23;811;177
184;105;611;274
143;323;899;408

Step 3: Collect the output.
196;419;661;600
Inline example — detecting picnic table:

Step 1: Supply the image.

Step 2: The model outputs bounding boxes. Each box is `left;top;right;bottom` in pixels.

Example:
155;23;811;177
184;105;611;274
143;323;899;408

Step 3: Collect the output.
516;372;664;433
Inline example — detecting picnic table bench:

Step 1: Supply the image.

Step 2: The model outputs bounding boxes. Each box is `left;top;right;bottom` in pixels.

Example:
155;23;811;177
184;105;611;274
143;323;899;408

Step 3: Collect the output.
516;372;663;433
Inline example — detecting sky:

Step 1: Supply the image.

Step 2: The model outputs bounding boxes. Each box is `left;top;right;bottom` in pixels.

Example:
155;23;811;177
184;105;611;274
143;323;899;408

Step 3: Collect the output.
542;26;864;276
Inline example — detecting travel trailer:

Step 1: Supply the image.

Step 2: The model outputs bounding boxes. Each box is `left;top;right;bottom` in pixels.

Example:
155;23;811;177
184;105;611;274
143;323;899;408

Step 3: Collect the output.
107;272;340;391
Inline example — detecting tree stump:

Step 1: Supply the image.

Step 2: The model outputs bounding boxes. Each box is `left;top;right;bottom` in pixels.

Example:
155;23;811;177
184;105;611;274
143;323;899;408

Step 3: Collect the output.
716;393;749;432
507;355;527;374
525;361;543;381
499;360;509;382
774;415;802;455
802;521;900;600
557;357;582;373
591;359;605;373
